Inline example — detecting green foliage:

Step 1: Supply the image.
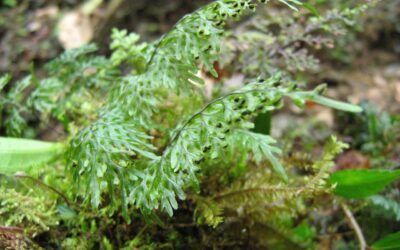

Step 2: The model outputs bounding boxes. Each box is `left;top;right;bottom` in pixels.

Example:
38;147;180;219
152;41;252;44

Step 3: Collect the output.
68;114;158;213
1;0;16;8
230;129;286;180
0;0;364;223
373;232;400;250
194;136;347;231
290;85;362;112
72;69;359;218
0;187;59;236
194;197;224;228
337;101;400;167
69;0;313;217
0;74;32;137
330;169;400;199
30;44;114;125
61;238;90;250
110;28;148;71
369;194;400;221
0;44;115;137
0;137;64;175
0;0;387;248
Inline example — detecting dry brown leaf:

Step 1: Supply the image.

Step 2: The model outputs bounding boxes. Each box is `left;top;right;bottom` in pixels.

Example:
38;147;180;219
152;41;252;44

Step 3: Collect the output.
334;151;369;172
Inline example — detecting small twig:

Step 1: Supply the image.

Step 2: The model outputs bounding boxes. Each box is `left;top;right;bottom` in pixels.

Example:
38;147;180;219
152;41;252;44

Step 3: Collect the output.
15;174;73;207
341;203;367;250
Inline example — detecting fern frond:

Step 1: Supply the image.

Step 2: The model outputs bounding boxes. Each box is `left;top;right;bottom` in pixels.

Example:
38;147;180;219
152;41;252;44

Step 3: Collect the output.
230;130;285;180
224;1;370;80
107;75;161;126
29;44;114;118
0;43;116;137
68;114;159;217
44;43;98;71
69;0;279;215
110;28;148;71
108;0;282;121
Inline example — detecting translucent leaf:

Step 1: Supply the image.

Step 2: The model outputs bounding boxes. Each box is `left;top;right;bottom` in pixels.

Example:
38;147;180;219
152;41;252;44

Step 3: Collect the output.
329;169;400;199
373;232;400;250
0;137;64;175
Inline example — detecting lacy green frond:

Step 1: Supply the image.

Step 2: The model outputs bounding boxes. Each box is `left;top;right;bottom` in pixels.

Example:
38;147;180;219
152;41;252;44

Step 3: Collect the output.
143;76;352;215
29;44;114;119
230;130;285;180
107;0;280;121
110;28;148;71
222;1;370;79
0;44;116;137
44;43;98;71
68;0;301;214
107;75;161;126
128;160;186;217
160;76;291;186
68;114;158;214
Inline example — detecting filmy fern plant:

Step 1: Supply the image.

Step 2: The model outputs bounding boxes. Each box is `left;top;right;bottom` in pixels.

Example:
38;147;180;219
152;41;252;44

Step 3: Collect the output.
1;0;361;224
65;0;361;221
